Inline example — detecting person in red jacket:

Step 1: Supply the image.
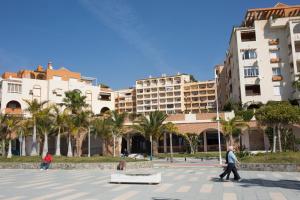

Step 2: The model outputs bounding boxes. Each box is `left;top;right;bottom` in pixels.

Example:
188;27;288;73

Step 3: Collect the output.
40;152;53;170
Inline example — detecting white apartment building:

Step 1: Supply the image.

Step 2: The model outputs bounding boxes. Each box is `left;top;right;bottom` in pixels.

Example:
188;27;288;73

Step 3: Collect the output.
0;63;114;116
136;74;191;114
114;88;136;113
221;3;300;108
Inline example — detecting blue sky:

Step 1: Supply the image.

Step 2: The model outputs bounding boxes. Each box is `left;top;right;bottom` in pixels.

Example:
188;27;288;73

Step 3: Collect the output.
0;0;298;89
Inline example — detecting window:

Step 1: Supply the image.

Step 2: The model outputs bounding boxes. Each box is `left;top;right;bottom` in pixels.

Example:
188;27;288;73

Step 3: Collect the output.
272;68;281;76
245;85;261;96
7;83;22;93
273;86;282;96
269;50;280;59
241;31;256;42
242;50;257;60
244;66;259;77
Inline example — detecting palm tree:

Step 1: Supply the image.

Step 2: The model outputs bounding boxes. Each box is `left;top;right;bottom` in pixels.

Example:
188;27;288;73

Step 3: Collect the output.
18;118;32;156
2;115;22;158
133;111;168;159
71;110;92;157
108;111;126;157
24;99;48;156
162;122;178;162
92;117;112;156
52;105;68;156
37;107;54;158
63;90;88;114
220;117;249;146
0;114;6;157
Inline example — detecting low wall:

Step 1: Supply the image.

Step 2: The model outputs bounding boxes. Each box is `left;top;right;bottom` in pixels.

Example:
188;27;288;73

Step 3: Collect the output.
240;163;300;172
0;161;152;170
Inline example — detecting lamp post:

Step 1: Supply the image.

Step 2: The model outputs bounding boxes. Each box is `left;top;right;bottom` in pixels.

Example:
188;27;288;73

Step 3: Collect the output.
215;73;222;165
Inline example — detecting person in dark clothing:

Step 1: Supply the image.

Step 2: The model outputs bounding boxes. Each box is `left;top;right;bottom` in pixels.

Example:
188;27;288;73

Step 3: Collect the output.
224;150;231;180
219;146;241;181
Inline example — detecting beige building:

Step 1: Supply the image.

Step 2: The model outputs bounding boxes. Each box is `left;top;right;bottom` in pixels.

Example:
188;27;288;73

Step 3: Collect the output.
183;80;216;113
135;74;191;114
114;88;136;113
220;3;300;108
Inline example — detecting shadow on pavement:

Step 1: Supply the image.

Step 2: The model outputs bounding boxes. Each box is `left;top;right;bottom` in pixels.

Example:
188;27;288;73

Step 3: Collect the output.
152;198;181;200
210;177;300;191
239;179;300;191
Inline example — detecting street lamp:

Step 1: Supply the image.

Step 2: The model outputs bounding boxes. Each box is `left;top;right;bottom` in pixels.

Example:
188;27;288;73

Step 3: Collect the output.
215;73;222;165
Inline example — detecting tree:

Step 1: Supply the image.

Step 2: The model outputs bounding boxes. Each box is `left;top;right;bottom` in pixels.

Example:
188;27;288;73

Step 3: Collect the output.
181;133;199;154
162;122;179;161
18;118;32;156
24;99;48;156
92;117;112;155
108;111;126;157
52;105;68;156
63;90;88;114
2;115;22;158
220;117;249;146
133;111;168;159
0;114;6;157
255;101;300;152
37;107;54;158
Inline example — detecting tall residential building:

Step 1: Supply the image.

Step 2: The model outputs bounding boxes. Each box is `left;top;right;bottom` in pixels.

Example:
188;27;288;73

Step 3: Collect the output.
114;88;136;113
135;74;191;114
0;63;114;116
183;80;216;113
220;3;300;108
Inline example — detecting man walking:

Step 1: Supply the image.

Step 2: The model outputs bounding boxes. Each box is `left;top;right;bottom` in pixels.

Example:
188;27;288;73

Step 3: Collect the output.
219;146;241;181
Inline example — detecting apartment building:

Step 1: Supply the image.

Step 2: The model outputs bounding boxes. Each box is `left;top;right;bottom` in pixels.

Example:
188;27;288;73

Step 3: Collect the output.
135;74;191;114
0;63;114;116
220;3;300;108
114;88;136;113
183;80;216;113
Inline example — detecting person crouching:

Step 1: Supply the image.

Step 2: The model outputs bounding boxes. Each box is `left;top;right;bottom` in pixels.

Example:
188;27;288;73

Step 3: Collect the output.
40;152;53;170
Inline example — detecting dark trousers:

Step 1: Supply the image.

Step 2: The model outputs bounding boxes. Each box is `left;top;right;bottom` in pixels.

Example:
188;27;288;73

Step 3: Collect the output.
220;163;240;180
40;162;50;170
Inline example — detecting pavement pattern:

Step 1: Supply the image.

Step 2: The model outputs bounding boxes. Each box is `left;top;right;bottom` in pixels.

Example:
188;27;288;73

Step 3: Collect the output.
0;167;300;200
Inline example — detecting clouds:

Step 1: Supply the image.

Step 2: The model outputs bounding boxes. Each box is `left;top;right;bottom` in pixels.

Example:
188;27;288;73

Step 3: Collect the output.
79;0;177;74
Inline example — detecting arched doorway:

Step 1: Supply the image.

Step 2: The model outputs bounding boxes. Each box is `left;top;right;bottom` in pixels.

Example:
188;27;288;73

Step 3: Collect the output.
131;134;151;154
5;100;22;115
201;129;226;152
100;107;110;114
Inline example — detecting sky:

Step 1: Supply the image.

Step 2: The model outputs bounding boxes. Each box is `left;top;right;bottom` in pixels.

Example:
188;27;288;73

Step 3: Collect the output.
0;0;298;89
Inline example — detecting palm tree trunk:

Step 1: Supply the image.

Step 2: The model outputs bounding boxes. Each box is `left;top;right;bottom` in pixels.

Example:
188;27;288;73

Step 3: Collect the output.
163;132;167;153
113;134;116;157
169;133;173;162
277;125;282;152
150;135;153;160
67;134;73;157
152;138;159;156
55;128;61;156
273;125;277;152
7;139;12;158
22;136;26;156
1;139;5;157
30;119;38;156
229;134;233;146
42;132;48;158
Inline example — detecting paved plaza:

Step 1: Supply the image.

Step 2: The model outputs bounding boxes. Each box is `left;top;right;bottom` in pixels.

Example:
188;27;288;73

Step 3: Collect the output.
0;167;300;200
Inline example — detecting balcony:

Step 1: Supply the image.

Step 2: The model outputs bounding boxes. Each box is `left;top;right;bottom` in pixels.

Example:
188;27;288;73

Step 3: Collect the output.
269;18;288;28
268;39;279;45
270;58;281;63
272;75;283;82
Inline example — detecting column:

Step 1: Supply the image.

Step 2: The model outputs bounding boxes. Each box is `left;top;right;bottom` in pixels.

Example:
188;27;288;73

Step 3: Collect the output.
203;131;207;152
126;133;132;154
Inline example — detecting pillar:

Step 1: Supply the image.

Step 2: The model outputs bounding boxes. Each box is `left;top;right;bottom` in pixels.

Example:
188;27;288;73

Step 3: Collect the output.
126;133;132;154
163;132;167;153
203;131;207;152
